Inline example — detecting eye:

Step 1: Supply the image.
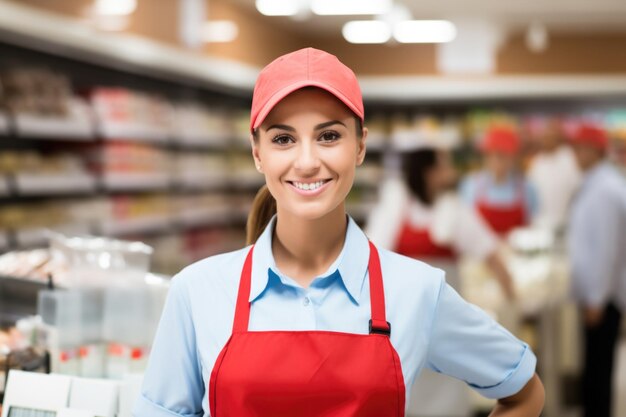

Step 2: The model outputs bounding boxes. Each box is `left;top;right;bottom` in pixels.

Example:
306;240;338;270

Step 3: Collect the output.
319;131;341;142
272;134;294;145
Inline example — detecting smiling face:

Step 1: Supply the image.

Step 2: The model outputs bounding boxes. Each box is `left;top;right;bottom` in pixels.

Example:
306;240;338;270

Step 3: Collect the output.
251;88;367;221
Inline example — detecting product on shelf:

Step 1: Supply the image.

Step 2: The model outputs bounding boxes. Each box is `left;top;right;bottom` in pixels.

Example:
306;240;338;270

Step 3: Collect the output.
391;114;462;151
230;153;263;187
90;87;173;141
0;249;65;282
172;103;234;146
82;142;173;191
0;67;94;138
174;153;230;189
0;67;72;116
232;110;251;146
0;151;96;195
365;114;390;149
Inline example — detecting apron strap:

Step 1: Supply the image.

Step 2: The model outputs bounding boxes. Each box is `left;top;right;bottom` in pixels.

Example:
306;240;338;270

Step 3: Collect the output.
367;241;391;336
232;246;254;333
232;241;391;336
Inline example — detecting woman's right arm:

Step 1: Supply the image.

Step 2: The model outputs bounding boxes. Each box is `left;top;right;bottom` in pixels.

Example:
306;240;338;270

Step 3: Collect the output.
133;275;204;417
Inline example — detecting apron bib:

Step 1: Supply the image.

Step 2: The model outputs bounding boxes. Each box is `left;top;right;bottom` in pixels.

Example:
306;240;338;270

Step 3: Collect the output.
209;241;405;417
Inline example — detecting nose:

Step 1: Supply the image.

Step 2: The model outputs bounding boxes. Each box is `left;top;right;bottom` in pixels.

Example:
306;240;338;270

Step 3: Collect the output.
293;139;321;173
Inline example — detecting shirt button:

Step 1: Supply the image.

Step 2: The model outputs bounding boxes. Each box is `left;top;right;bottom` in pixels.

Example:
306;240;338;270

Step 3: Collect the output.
303;297;310;307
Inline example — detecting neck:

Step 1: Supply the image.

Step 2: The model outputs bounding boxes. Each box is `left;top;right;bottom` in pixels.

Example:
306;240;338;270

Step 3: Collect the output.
272;204;348;287
583;158;603;173
491;171;508;184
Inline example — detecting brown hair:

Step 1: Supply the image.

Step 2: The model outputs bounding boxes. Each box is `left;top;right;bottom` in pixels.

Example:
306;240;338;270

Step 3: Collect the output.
246;185;276;245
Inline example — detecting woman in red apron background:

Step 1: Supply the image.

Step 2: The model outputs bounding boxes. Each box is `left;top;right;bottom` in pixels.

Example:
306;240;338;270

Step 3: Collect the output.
134;48;544;417
460;127;538;236
366;145;518;417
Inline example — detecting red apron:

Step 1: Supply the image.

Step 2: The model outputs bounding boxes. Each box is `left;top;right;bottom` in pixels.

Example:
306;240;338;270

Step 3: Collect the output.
395;222;456;259
209;241;405;417
476;178;527;235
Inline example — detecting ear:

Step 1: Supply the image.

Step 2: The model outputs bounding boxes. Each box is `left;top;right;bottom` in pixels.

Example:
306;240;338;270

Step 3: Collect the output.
356;126;368;166
250;133;263;173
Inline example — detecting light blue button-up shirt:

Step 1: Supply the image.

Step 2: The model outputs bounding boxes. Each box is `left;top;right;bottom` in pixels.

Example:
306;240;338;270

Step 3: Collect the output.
134;215;536;417
568;162;626;311
460;171;539;222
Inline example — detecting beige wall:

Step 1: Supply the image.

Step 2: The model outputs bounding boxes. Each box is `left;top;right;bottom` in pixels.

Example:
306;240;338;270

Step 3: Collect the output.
9;0;626;75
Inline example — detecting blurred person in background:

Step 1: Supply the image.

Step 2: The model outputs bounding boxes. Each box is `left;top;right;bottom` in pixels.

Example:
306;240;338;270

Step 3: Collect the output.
460;126;538;236
366;145;516;417
527;117;581;232
568;123;626;417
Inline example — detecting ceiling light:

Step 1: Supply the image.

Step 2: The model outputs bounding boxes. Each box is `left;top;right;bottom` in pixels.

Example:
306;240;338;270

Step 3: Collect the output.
526;21;549;53
312;0;392;16
394;20;457;43
256;0;300;16
94;0;137;16
203;20;239;43
342;21;391;44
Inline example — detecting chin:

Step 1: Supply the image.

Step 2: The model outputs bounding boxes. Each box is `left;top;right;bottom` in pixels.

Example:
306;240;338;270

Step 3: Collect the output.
283;201;343;221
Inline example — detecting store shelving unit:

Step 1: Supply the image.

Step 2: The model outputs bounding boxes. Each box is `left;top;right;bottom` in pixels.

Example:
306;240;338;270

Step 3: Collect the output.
14;173;97;196
0;0;624;269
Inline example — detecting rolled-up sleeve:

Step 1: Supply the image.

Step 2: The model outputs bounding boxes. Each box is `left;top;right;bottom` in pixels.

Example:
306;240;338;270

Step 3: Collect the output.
426;279;536;399
133;275;204;416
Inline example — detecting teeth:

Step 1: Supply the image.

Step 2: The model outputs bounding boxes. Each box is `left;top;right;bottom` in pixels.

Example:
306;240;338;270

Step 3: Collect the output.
293;180;325;191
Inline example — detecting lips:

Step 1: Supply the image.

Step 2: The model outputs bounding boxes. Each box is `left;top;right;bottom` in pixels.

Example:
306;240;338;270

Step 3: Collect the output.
286;179;332;196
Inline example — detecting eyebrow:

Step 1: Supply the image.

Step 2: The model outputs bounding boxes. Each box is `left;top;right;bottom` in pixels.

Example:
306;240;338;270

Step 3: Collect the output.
264;120;346;133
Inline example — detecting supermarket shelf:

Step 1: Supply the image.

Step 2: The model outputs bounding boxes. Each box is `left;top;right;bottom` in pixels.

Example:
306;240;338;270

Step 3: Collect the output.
0;2;257;94
14;172;97;196
0;231;8;251
359;75;626;101
0;175;10;197
15;224;91;248
175;173;228;190
0;111;9;133
15;228;50;248
101;172;171;191
0;274;49;326
366;141;387;152
99;215;173;237
176;131;231;149
14;113;94;140
98;121;169;143
232;173;265;189
176;206;233;228
2;4;626;102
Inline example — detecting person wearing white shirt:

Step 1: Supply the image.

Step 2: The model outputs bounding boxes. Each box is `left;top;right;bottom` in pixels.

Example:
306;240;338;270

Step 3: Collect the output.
568;123;626;417
527;118;581;231
366;147;517;417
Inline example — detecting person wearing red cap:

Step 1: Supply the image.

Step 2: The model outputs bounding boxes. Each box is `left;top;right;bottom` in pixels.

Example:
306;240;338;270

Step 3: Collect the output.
568;123;626;417
366;144;519;416
135;48;544;417
460;126;539;236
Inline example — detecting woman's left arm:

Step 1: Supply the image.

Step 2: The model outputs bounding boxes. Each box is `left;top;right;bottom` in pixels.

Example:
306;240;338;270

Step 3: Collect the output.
490;373;545;417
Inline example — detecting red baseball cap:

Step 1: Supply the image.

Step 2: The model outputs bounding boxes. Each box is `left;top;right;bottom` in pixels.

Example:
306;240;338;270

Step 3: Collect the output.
250;48;364;132
570;123;608;151
480;127;520;155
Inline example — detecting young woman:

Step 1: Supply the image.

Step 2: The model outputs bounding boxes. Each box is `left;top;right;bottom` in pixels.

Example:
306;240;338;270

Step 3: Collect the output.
134;48;544;417
367;146;517;417
460;127;539;236
367;147;515;297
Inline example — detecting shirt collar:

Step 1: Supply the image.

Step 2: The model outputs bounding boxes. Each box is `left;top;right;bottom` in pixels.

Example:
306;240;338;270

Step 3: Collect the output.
249;214;371;304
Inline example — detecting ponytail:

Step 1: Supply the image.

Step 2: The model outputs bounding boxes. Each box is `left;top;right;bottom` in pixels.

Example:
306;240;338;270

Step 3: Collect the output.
246;185;276;245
